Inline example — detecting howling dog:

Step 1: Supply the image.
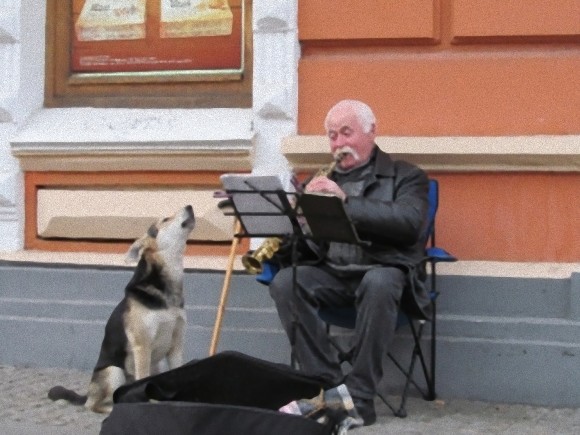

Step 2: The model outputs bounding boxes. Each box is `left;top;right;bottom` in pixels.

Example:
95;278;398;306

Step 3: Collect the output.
48;205;195;413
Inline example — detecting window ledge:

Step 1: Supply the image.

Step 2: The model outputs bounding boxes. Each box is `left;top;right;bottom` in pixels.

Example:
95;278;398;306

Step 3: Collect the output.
11;108;254;171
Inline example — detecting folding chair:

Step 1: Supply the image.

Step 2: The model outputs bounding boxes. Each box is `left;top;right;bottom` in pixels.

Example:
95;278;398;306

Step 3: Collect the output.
317;178;456;417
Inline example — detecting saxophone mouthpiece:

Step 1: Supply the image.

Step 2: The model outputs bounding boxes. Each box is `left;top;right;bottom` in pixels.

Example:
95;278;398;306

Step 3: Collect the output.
333;151;347;164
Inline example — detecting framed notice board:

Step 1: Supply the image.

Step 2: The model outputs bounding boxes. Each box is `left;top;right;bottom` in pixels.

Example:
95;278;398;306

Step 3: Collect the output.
45;0;252;108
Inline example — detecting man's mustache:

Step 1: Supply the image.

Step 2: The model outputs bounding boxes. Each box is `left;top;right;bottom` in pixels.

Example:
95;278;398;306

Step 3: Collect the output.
334;146;360;161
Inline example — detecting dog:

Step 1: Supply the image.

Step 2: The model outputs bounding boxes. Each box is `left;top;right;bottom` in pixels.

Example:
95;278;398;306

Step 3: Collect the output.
48;205;195;413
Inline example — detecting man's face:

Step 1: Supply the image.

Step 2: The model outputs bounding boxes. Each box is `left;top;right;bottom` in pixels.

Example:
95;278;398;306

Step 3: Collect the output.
326;106;376;171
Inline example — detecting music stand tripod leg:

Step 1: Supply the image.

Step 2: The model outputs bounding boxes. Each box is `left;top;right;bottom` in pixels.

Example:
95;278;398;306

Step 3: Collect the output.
289;234;300;368
209;219;242;356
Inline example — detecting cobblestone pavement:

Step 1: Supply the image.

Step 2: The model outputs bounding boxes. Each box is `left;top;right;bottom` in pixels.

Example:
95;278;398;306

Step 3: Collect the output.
0;365;104;434
1;364;579;434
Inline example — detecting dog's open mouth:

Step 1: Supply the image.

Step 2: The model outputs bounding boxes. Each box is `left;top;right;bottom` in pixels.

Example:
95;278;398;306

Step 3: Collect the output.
182;205;195;229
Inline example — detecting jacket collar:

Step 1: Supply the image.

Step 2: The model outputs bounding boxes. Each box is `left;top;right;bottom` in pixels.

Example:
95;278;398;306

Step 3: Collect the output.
372;145;396;178
354;146;395;193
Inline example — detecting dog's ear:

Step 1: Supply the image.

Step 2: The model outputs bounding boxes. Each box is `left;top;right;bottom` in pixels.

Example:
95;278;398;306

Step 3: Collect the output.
125;224;158;263
125;237;145;264
147;224;159;238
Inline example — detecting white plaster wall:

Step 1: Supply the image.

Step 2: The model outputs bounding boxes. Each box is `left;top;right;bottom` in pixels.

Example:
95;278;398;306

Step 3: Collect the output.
251;0;299;188
0;0;43;250
0;0;300;252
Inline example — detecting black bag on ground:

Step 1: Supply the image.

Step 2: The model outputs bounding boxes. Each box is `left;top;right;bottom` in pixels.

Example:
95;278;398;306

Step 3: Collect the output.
100;351;335;435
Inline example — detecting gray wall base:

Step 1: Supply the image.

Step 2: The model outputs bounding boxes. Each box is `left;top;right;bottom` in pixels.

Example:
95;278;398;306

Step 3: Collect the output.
0;262;578;408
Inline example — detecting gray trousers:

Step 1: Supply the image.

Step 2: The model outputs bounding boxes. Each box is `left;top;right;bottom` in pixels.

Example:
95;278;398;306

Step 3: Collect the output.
269;265;405;400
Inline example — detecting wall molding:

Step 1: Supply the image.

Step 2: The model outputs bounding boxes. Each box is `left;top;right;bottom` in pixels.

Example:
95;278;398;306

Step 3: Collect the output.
0;6;19;43
0;3;19;121
250;0;298;179
283;135;580;172
11;108;254;171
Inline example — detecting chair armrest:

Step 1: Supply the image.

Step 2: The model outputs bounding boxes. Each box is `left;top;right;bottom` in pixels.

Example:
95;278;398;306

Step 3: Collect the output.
426;246;457;263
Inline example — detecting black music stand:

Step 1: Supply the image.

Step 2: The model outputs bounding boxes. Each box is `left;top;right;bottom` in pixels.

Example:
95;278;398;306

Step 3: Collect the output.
220;175;364;245
210;174;301;355
220;174;300;239
297;193;364;245
212;174;364;359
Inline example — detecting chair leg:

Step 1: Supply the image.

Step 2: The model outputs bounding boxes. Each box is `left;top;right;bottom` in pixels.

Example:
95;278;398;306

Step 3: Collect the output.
387;352;425;397
427;301;437;400
411;320;437;402
376;389;405;418
397;321;425;417
378;321;425;418
381;315;439;418
428;266;438;401
322;314;437;418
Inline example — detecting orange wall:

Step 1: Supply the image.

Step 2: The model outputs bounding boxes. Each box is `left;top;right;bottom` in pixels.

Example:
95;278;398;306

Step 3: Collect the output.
432;172;580;262
297;0;580;262
298;0;580;136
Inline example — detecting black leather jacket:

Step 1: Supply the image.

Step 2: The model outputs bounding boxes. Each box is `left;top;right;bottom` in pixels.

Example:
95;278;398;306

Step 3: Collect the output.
276;146;431;318
337;146;429;266
326;146;431;318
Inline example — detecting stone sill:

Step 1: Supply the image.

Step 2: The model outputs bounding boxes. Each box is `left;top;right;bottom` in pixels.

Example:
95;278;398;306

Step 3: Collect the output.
10;108;255;171
283;135;580;172
0;250;576;279
0;250;244;272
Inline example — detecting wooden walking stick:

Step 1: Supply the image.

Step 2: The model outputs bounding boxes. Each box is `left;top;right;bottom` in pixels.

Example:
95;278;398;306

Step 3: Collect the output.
209;219;242;356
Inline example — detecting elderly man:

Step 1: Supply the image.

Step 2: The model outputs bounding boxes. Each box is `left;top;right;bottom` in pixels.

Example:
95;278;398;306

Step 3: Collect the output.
269;99;431;425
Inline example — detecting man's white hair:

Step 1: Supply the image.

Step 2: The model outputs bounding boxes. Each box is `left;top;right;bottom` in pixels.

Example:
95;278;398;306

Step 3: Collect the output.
324;99;377;134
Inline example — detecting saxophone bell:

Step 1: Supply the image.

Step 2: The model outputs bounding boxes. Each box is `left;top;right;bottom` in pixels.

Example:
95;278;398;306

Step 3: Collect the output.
241;237;282;274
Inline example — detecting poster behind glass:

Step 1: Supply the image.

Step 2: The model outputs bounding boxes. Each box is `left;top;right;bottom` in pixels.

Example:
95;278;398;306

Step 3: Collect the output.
71;0;243;77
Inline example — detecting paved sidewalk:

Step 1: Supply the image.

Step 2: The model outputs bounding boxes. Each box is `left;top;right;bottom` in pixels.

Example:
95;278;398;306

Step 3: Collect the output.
1;364;579;434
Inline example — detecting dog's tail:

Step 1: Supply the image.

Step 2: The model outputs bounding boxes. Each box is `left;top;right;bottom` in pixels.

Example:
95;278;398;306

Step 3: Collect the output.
48;385;87;406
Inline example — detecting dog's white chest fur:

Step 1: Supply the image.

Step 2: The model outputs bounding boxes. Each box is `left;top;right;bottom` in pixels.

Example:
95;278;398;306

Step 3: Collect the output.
124;299;186;377
144;307;186;362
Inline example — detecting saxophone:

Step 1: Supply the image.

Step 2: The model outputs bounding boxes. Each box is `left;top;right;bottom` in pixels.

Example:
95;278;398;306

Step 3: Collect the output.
241;153;345;274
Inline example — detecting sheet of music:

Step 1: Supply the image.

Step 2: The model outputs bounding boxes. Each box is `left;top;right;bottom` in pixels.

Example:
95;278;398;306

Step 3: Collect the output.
220;174;296;237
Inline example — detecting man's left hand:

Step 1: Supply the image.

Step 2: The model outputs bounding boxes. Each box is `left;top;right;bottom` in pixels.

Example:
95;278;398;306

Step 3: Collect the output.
304;176;347;201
